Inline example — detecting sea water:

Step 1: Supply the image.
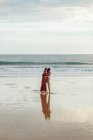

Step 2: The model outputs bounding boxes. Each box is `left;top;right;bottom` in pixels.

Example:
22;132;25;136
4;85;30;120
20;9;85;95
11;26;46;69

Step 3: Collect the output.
0;54;93;76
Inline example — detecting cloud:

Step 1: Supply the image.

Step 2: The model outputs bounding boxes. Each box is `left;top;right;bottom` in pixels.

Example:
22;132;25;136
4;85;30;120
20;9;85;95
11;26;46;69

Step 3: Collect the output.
0;2;93;23
0;0;93;6
0;0;93;54
0;0;93;24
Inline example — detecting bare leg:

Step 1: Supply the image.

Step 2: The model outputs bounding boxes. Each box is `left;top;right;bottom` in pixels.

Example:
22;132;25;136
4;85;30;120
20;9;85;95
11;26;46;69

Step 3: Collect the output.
48;80;50;93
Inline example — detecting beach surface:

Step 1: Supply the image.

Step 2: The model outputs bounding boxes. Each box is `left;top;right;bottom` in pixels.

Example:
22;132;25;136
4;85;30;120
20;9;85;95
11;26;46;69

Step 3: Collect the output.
0;75;93;140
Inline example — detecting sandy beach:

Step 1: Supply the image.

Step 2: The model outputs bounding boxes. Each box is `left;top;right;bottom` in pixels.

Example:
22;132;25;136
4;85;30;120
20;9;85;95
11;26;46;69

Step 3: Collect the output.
0;75;93;140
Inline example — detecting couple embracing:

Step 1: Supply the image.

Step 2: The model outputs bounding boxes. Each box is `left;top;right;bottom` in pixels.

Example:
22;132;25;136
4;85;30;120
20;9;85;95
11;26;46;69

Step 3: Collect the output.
40;68;51;94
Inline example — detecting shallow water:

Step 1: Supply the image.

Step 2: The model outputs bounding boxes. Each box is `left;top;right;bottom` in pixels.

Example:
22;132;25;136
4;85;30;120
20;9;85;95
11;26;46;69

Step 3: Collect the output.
0;76;93;140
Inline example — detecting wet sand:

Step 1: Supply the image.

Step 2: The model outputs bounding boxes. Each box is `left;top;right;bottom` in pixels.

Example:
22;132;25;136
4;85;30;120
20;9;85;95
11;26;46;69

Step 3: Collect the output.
0;75;93;140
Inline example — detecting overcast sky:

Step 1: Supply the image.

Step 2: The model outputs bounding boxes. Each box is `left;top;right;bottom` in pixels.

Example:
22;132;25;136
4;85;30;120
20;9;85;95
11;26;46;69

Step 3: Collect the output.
0;0;93;54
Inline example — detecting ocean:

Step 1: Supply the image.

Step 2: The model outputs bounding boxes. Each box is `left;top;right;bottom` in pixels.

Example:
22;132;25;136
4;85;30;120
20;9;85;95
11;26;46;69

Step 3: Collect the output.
0;54;93;76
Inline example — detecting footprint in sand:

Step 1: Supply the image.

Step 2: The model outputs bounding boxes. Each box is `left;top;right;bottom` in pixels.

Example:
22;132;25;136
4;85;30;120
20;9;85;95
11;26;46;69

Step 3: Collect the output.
10;86;17;88
33;89;39;91
5;83;16;86
25;86;30;89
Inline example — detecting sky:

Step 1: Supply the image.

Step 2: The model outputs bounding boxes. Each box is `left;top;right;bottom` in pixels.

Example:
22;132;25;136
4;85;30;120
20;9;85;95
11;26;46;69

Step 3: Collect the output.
0;0;93;54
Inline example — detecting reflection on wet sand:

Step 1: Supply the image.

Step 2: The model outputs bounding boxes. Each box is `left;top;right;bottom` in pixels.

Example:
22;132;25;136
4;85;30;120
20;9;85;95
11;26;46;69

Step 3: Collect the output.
40;92;51;120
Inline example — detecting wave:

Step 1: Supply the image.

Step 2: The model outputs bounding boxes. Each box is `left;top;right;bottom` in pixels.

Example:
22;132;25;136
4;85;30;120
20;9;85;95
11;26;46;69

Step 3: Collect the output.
0;61;91;65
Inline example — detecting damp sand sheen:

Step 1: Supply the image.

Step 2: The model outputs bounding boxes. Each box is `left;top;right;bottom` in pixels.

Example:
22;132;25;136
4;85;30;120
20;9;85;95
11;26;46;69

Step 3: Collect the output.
0;75;93;140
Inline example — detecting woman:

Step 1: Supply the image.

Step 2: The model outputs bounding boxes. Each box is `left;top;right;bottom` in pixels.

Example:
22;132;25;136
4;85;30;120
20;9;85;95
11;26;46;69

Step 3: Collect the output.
40;68;48;94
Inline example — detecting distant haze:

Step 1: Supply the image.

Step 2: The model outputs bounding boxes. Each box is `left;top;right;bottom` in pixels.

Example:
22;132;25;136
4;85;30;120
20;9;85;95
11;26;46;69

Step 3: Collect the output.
0;0;93;54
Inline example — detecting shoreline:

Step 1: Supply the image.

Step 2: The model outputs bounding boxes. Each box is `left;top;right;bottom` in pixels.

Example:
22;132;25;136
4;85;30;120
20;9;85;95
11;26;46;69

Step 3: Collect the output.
0;72;93;77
